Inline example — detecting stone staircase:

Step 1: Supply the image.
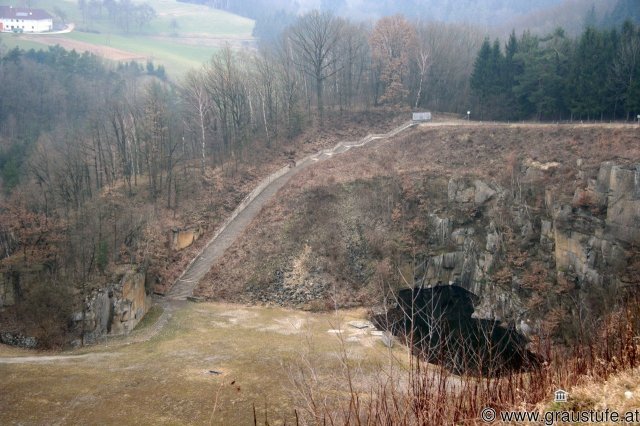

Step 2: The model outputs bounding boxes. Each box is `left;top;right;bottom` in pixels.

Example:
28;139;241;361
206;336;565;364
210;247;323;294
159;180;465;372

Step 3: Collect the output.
166;120;417;301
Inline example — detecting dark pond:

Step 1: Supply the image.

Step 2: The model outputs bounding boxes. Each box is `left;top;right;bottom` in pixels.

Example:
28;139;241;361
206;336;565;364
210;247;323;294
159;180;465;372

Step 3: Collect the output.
372;285;541;376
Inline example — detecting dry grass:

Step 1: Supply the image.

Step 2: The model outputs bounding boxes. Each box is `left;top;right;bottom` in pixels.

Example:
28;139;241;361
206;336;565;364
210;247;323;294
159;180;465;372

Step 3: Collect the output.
0;302;408;425
196;122;640;305
289;299;640;425
567;367;640;414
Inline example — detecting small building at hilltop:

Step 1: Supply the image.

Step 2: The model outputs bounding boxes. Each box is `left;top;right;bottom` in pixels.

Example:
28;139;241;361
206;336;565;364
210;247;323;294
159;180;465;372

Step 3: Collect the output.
412;112;432;122
0;6;53;33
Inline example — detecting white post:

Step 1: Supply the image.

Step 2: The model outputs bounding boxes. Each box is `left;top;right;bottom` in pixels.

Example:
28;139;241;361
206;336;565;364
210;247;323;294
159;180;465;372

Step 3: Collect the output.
467;111;471;121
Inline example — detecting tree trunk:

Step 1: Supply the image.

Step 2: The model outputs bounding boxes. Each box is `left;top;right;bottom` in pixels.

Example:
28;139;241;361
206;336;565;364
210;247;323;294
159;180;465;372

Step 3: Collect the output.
316;76;323;125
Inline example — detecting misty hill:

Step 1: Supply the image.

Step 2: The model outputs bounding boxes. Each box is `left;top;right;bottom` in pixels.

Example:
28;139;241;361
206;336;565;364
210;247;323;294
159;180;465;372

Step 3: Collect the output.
183;0;630;42
183;0;563;24
323;0;564;24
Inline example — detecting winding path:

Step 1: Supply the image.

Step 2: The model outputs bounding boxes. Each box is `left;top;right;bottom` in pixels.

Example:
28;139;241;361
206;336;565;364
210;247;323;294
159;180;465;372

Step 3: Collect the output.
166;121;416;300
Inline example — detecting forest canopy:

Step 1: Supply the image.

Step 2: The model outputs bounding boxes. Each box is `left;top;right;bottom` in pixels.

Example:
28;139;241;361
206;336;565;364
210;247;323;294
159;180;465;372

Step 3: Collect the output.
470;21;640;121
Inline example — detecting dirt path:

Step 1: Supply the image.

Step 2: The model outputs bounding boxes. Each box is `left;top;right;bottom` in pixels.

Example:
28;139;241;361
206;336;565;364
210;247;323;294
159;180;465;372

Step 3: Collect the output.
0;352;120;364
166;121;416;300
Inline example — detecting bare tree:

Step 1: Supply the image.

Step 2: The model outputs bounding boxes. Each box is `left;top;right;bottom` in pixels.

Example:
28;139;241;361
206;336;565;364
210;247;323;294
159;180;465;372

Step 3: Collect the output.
181;69;212;175
253;48;283;147
335;20;369;109
414;21;483;113
370;15;417;106
109;102;134;195
288;10;344;124
204;46;252;172
413;29;433;109
275;34;303;138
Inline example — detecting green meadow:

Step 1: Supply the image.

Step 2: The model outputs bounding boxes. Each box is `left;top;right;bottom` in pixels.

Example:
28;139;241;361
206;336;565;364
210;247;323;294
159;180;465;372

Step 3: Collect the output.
0;0;255;77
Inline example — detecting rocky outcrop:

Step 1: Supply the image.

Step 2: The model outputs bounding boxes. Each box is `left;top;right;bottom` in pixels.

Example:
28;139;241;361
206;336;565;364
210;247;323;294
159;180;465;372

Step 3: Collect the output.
424;179;502;293
602;164;640;243
0;228;17;259
0;332;37;348
448;178;498;206
416;161;639;331
0;264;151;347
72;266;151;345
170;226;202;251
554;162;639;287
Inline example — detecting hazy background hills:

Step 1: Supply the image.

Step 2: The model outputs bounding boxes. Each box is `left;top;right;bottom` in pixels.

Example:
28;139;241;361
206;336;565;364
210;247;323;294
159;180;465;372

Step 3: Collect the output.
185;0;564;24
180;0;635;41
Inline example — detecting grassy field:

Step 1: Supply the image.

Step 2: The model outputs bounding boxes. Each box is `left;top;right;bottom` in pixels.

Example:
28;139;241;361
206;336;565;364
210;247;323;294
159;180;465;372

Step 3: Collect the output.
0;302;408;425
0;0;254;77
0;35;46;52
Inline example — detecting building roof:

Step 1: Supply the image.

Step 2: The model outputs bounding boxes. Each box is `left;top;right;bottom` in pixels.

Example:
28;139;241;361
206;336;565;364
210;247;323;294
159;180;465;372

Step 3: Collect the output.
0;6;53;20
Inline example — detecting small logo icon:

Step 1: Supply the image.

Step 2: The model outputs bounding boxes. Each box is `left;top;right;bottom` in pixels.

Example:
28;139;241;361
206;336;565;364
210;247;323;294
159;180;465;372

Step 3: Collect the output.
554;389;568;403
480;407;497;423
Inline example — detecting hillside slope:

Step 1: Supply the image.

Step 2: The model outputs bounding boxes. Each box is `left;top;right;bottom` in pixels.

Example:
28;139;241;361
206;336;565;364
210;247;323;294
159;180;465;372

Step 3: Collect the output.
197;121;640;341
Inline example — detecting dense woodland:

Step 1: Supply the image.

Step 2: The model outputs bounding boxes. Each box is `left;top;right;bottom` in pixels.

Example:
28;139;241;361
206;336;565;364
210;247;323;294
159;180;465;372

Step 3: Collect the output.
470;21;640;121
0;3;639;344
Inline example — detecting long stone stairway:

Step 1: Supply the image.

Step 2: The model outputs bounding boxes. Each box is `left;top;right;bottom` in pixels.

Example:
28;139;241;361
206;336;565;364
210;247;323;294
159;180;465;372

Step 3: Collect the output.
166;120;417;300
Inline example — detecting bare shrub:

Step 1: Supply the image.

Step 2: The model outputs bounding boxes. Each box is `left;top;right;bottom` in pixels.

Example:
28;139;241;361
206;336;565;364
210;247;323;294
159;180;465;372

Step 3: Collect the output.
278;281;640;425
15;279;74;348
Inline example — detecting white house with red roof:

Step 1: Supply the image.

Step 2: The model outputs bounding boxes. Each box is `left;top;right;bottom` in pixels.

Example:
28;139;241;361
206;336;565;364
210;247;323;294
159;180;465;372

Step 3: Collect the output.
0;6;53;33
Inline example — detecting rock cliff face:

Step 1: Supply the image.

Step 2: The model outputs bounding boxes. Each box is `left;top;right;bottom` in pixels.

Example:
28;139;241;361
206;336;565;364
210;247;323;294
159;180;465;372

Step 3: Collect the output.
72;266;151;345
417;160;639;336
169;226;202;251
196;125;639;344
0;265;150;347
0;271;16;307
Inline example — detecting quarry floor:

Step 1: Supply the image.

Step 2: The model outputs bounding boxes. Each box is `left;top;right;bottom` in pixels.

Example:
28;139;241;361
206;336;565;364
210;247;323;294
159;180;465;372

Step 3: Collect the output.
0;302;407;425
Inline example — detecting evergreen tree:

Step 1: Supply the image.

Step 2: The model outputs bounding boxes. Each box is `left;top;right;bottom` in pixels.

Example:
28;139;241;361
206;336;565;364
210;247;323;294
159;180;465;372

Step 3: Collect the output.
470;38;505;119
502;30;520;119
471;21;636;121
612;21;640;119
510;31;539;118
513;29;569;120
470;38;493;119
488;39;505;116
568;28;610;119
